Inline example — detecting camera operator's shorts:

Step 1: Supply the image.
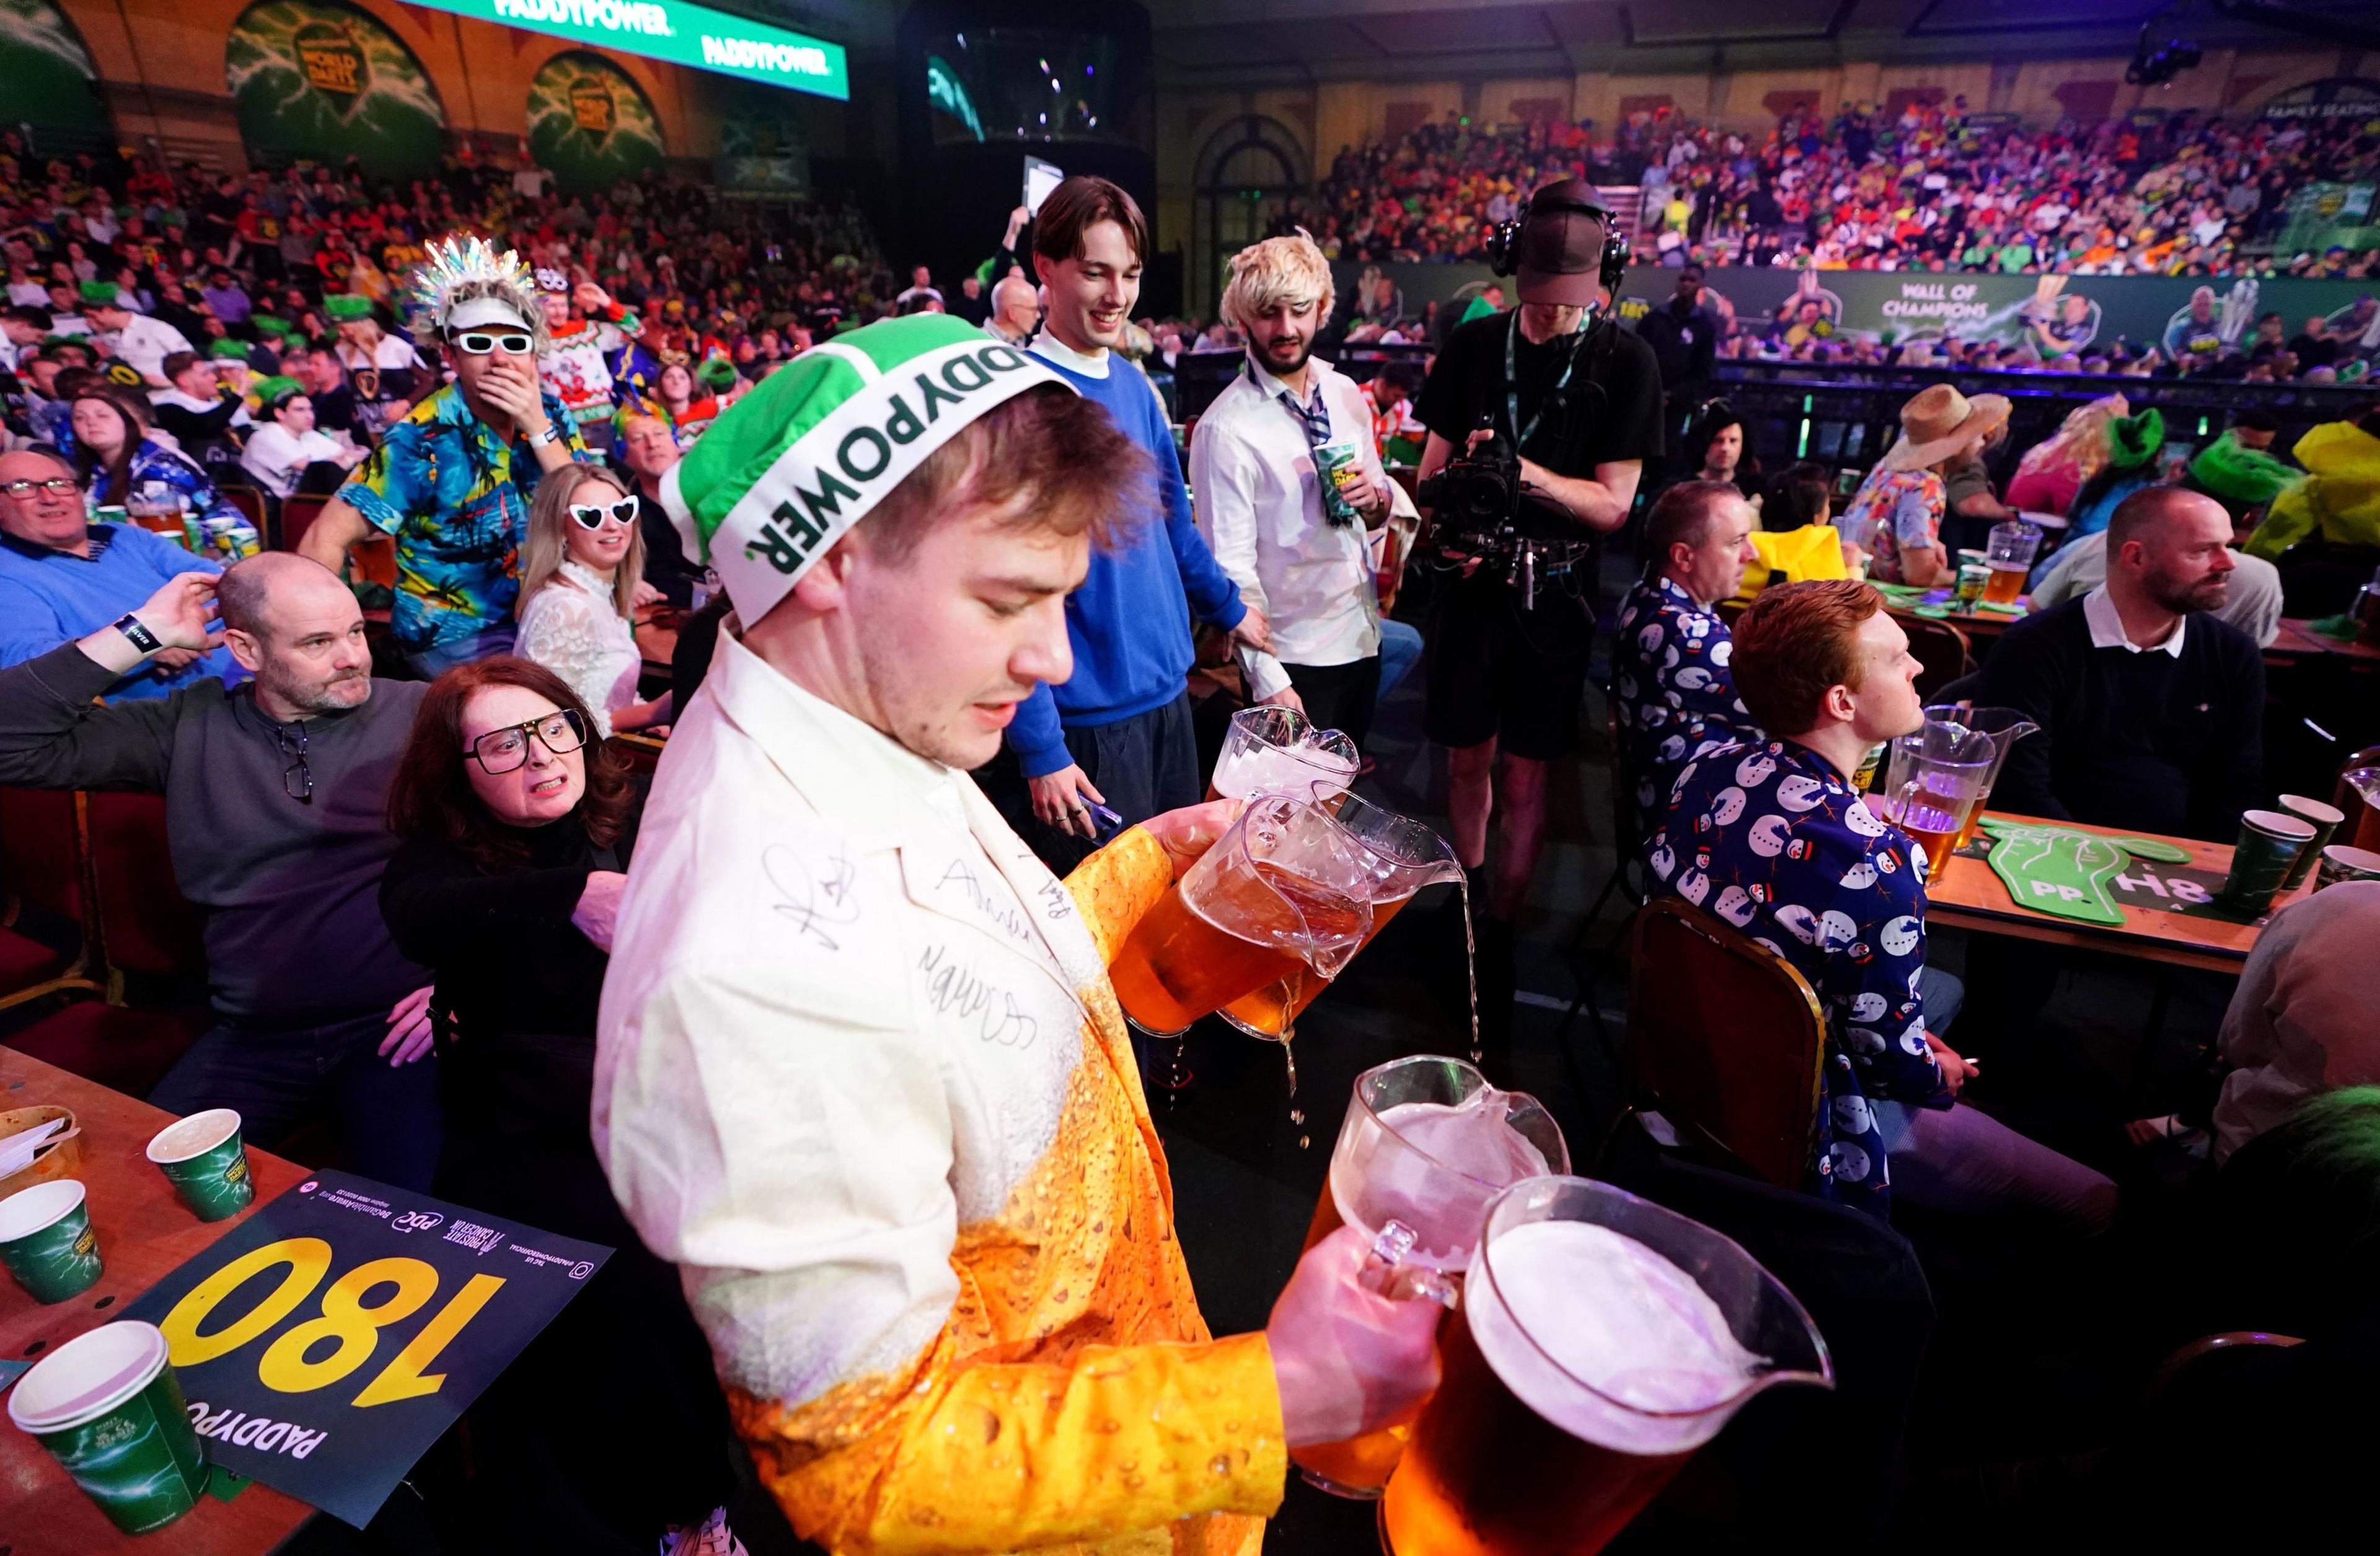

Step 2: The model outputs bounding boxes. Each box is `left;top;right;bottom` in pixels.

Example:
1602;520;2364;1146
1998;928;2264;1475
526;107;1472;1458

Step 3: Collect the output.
1424;579;1595;761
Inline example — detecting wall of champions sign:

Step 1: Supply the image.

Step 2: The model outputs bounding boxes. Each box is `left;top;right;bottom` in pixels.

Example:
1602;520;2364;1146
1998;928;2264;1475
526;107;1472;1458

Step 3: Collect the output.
121;1170;610;1527
406;0;847;99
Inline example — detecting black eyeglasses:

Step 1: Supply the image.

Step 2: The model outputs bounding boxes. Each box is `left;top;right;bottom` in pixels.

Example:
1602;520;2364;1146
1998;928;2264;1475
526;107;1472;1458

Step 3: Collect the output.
1;478;77;499
451;330;536;357
465;708;587;774
276;722;312;804
568;498;638;530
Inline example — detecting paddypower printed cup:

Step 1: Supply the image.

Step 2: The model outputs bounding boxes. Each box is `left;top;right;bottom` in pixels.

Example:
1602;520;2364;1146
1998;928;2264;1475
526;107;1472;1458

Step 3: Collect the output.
0;1177;103;1303
146;1109;254;1221
7;1321;208;1534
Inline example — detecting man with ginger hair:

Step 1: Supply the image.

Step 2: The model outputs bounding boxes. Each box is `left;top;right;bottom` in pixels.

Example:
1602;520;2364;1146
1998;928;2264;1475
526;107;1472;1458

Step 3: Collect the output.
1190;229;1394;749
594;314;1440;1555
1650;579;2115;1233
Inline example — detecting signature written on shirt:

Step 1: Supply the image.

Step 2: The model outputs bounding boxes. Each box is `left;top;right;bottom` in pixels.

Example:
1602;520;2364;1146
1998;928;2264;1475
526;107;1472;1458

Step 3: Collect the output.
763;843;861;950
916;943;1040;1050
933;859;1038;949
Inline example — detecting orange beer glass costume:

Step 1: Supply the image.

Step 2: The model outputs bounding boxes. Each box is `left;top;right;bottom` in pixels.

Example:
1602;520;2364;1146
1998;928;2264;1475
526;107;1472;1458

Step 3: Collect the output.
595;630;1280;1556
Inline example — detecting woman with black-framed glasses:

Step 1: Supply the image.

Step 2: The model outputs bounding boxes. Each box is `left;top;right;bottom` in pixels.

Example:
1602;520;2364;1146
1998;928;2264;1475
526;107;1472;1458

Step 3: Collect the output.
379;655;739;1554
516;464;671;737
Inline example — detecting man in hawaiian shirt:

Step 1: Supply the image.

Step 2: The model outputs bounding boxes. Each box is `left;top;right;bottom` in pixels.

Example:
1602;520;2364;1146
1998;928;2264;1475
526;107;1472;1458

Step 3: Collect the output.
1611;480;1763;825
301;239;586;677
1649;579;2115;1233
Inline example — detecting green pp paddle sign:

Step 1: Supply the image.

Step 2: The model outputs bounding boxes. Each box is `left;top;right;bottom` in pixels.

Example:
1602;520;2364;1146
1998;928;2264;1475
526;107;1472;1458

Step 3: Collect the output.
1977;819;2193;926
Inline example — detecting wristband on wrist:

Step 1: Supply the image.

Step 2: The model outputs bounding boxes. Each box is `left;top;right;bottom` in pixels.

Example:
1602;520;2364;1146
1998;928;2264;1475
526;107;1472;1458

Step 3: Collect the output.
527;423;563;447
113;613;163;655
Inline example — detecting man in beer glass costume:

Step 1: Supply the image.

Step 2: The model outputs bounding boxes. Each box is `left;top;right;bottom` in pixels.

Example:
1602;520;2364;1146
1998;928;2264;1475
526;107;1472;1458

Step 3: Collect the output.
594;314;1440;1555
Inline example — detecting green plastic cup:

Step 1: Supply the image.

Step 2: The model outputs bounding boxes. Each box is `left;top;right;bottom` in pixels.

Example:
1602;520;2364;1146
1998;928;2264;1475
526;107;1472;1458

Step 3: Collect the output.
2316;844;2380;891
2276;794;2347;892
145;1109;254;1222
0;1177;103;1303
6;1320;208;1534
2222;808;2317;913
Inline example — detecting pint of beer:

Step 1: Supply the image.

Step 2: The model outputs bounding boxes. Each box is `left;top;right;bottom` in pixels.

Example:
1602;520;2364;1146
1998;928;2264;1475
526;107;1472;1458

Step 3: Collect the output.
1379;1177;1832;1556
1207;705;1358;804
1108;794;1372;1038
1290;1055;1567;1498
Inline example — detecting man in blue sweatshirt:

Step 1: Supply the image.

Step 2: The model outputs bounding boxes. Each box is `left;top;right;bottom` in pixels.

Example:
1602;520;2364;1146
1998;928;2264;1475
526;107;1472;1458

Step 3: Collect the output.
1003;177;1271;869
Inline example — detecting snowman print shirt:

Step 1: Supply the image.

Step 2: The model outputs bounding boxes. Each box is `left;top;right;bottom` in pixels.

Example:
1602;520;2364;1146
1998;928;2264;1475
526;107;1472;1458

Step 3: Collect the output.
1649;739;1950;1218
1612;575;1764;821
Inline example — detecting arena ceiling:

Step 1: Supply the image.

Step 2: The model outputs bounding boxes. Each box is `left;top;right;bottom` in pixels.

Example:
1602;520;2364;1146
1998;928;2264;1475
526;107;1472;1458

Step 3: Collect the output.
1142;0;2380;83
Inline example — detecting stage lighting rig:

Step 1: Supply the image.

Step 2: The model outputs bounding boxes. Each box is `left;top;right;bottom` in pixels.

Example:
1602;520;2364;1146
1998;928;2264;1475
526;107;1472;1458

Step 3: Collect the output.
2125;2;2202;87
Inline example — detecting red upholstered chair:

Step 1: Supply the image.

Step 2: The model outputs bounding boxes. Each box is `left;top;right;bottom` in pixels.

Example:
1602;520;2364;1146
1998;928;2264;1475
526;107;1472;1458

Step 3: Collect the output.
1;791;206;1094
0;788;99;1011
84;791;206;993
220;483;270;532
276;493;329;555
1626;897;1829;1192
2;1002;205;1099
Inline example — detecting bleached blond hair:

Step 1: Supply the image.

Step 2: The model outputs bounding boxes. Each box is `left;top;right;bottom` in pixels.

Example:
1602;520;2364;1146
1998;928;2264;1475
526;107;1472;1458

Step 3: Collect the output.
1220;229;1336;336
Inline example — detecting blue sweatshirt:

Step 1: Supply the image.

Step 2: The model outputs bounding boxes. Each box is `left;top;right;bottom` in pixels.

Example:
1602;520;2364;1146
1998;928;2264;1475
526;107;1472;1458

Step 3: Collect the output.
0;523;244;700
1009;338;1245;778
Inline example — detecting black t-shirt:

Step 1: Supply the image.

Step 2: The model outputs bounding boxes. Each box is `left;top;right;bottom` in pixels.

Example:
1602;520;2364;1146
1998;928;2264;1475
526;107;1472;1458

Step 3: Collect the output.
1416;310;1667;541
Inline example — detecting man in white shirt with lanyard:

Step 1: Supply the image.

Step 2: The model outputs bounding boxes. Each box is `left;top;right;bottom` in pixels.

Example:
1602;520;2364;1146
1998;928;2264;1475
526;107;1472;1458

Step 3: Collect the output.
1191;231;1395;751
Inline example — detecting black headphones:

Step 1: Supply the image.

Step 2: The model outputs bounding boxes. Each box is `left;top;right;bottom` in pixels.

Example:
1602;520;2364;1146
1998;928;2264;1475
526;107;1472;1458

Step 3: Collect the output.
1486;190;1632;294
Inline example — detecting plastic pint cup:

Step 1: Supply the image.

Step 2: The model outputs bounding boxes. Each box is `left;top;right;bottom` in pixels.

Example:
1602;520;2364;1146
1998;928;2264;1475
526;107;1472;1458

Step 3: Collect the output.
1379;1177;1832;1556
2221;809;2317;913
2275;794;2346;892
146;1109;254;1221
7;1321;208;1534
0;1177;103;1303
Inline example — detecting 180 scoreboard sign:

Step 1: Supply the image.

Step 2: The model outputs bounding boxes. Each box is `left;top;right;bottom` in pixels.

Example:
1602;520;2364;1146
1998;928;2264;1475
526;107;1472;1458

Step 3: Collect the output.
125;1171;610;1526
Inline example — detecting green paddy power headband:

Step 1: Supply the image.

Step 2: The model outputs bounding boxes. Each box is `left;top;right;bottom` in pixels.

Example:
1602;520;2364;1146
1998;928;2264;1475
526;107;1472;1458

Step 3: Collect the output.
661;314;1073;622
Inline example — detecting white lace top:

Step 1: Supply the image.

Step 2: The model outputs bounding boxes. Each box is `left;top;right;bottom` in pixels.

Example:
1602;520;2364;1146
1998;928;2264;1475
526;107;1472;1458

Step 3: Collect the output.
516;561;641;737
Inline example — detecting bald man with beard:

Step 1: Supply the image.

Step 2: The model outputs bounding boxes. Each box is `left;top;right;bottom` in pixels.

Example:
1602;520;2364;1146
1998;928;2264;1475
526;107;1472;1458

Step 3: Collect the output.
0;552;441;1185
1976;486;2267;841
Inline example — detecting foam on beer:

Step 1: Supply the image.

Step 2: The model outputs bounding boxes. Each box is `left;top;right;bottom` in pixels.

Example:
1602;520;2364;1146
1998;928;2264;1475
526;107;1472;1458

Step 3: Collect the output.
1335;1096;1552;1268
1466;1221;1765;1457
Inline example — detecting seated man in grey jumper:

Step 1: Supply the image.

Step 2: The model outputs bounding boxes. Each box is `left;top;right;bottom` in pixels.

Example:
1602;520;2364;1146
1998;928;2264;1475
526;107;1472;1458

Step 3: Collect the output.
0;553;441;1186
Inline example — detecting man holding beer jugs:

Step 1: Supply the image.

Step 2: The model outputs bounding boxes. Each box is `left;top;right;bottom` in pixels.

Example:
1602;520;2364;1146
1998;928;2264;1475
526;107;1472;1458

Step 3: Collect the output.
591;314;1442;1555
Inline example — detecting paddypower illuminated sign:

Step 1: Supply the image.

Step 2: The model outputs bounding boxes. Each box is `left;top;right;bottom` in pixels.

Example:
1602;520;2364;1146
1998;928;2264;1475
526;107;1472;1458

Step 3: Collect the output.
409;0;847;99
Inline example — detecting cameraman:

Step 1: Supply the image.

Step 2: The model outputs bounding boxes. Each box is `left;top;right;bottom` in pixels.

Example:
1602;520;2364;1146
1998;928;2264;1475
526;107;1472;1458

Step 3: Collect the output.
1413;179;1665;1052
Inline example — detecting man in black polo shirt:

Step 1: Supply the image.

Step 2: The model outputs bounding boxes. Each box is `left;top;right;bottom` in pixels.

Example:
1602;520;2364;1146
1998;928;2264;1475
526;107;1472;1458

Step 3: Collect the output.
1412;179;1665;1053
1975;486;2265;842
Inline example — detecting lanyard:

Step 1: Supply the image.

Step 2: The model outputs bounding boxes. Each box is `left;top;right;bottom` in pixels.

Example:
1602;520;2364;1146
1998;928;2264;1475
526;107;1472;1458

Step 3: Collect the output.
1504;309;1592;452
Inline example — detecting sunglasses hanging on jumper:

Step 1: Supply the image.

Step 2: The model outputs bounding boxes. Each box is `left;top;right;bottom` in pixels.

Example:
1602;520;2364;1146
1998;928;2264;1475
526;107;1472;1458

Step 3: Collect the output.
569;498;640;530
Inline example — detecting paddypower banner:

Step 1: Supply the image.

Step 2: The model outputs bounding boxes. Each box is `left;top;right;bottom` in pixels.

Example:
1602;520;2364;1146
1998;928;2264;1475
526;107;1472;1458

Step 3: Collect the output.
528;50;665;195
408;0;845;99
227;0;447;181
1336;261;2379;357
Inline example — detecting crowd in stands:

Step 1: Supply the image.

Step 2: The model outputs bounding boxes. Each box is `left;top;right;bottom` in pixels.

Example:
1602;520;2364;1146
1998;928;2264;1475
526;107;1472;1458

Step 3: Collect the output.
1301;100;2379;279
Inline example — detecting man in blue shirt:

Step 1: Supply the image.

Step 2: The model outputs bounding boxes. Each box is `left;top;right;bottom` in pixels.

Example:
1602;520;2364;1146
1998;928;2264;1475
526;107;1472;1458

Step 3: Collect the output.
0;448;243;700
1611;479;1762;824
1003;177;1271;868
1651;579;2114;1232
